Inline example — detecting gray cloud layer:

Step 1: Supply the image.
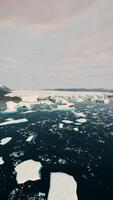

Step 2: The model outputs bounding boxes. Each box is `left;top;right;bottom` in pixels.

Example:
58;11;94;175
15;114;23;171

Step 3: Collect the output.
0;0;113;89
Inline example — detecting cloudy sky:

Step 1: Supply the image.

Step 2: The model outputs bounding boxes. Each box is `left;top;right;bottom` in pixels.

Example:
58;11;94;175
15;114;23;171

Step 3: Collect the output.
0;0;113;89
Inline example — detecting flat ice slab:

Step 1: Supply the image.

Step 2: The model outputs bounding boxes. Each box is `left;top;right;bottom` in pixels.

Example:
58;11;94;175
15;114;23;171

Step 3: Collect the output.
15;159;42;184
48;172;78;200
0;137;12;145
62;120;74;124
0;118;28;126
0;157;4;165
76;118;87;123
26;135;34;142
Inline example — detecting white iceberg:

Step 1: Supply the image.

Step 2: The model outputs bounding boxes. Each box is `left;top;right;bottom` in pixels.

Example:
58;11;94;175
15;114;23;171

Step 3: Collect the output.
0;137;12;145
0;157;4;165
15;159;42;184
0;118;28;126
5;101;18;113
48;172;78;200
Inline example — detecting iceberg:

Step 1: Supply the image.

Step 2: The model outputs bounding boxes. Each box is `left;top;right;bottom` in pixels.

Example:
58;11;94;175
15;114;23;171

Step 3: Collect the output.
48;172;78;200
15;159;42;184
0;118;28;126
0;137;12;145
5;101;18;113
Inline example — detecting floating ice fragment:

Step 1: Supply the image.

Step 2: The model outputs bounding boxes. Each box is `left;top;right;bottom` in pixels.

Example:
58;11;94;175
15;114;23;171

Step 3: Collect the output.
15;160;42;184
59;123;64;129
58;159;66;164
0;157;4;165
62;120;74;124
73;127;79;131
0;118;28;126
48;172;78;200
26;135;34;142
76;118;87;123
74;112;86;118
6;118;14;121
0;137;12;145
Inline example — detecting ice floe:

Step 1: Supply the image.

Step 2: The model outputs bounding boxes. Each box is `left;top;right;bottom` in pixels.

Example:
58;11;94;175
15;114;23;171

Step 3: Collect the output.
15;159;42;184
76;118;87;123
26;135;34;142
0;137;12;145
48;172;78;200
59;123;64;129
62;120;74;124
0;118;28;126
0;157;4;165
74;112;86;118
73;127;79;131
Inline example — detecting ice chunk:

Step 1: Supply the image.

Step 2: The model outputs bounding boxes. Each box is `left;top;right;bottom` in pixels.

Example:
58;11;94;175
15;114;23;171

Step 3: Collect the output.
15;159;42;184
62;120;74;124
0;157;4;165
0;118;28;126
5;101;18;113
59;123;64;129
73;127;79;131
74;112;86;118
26;135;34;142
6;118;14;121
0;137;12;145
76;118;87;123
48;172;78;200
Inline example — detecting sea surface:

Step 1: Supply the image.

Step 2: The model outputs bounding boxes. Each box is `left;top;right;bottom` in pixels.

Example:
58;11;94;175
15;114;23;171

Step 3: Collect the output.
0;100;113;199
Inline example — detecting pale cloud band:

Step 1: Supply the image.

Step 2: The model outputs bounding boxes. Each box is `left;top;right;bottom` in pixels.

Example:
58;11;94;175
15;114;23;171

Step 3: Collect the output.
0;0;113;89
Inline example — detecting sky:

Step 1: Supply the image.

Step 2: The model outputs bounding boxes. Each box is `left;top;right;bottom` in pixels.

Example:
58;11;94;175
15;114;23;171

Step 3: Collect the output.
0;0;113;90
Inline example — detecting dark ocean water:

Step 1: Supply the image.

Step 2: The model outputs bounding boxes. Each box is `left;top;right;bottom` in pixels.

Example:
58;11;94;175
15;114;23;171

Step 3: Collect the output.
0;100;113;200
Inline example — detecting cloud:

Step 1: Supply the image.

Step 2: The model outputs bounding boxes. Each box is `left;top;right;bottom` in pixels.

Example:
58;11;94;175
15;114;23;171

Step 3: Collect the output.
0;0;94;26
0;0;113;89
